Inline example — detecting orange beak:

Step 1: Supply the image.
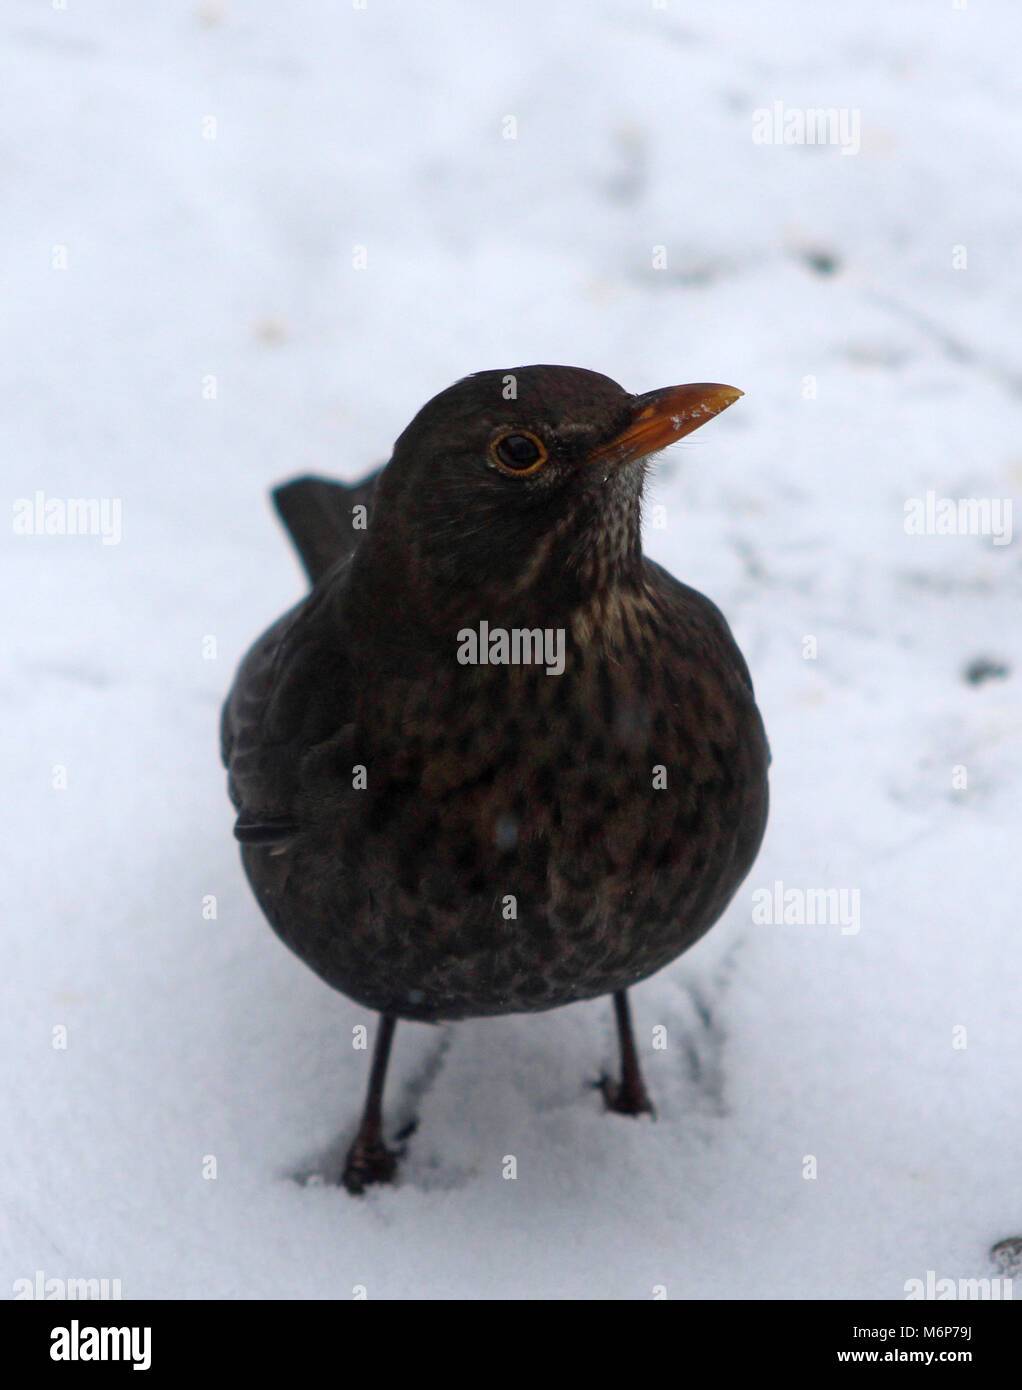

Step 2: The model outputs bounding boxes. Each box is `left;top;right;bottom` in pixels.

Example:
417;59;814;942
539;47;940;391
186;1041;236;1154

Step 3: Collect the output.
586;383;743;467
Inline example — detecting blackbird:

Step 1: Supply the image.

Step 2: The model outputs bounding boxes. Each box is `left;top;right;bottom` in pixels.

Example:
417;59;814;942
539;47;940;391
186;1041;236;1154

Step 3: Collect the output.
221;365;769;1193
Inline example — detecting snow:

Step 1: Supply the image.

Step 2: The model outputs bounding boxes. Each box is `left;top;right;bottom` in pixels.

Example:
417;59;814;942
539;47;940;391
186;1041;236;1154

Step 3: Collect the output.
3;0;1020;1300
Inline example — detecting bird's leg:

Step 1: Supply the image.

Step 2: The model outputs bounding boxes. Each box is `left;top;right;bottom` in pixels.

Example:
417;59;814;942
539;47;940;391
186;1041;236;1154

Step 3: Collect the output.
600;989;655;1117
341;1013;399;1193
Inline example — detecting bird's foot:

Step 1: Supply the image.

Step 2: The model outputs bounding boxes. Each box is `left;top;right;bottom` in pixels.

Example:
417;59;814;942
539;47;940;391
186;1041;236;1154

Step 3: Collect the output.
598;1073;656;1118
340;1137;398;1195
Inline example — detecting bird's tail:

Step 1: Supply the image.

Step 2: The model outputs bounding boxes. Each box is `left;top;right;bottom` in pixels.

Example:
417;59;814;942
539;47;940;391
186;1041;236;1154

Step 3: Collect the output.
271;469;381;586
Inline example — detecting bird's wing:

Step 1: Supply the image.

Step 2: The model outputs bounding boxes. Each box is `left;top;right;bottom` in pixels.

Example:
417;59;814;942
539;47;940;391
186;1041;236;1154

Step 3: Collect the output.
642;557;762;706
221;472;376;841
272;469;381;585
220;590;332;842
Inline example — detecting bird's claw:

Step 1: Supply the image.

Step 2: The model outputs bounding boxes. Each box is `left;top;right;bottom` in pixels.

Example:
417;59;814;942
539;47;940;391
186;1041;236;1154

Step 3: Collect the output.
598;1073;656;1118
340;1139;398;1194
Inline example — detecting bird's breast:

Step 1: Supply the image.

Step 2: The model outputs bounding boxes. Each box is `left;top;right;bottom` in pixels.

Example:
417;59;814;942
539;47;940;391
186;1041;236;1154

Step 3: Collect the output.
258;591;767;1019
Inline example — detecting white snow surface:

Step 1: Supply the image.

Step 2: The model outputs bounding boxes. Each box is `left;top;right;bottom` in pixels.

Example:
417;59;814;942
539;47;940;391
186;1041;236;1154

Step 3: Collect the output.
2;0;1021;1300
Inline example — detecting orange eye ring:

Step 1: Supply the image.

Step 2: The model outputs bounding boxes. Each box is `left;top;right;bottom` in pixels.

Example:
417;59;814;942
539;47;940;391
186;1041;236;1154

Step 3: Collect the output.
489;430;549;476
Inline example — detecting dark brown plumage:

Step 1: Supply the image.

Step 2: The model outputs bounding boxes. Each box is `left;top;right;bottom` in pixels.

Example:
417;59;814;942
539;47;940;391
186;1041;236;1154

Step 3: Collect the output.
222;365;769;1192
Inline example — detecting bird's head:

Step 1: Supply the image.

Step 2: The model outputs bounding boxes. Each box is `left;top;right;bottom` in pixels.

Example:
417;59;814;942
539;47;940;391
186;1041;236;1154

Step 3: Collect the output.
363;365;742;625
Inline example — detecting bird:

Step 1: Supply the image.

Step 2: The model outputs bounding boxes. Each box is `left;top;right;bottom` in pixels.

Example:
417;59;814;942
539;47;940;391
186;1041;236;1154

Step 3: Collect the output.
221;365;769;1193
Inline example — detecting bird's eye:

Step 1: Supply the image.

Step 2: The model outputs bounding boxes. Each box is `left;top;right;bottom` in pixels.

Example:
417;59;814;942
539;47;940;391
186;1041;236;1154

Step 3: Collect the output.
491;431;548;475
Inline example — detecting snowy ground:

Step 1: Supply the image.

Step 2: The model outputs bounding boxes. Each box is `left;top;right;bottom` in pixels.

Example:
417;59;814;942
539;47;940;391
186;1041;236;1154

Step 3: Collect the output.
3;0;1021;1300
